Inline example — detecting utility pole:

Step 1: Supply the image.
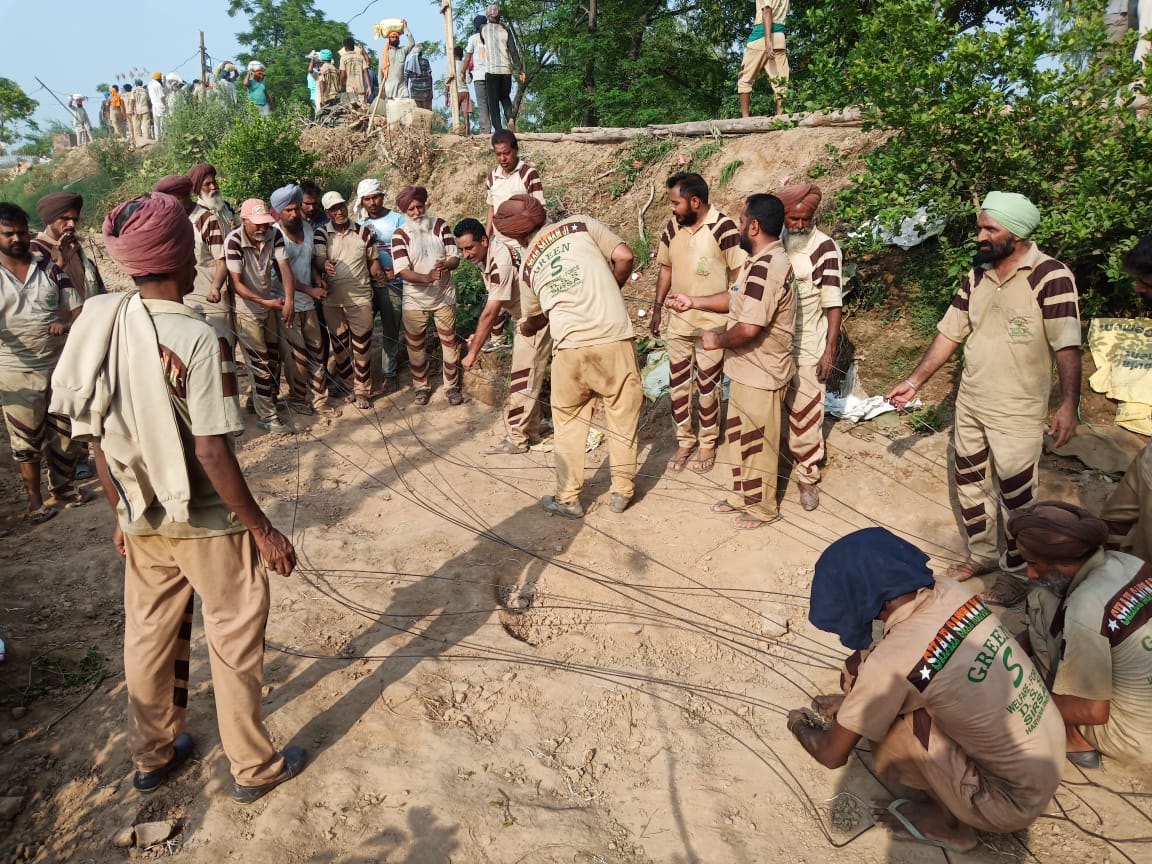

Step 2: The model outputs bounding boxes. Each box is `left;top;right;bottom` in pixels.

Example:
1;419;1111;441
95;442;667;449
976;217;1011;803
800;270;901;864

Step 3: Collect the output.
440;0;460;134
199;31;210;87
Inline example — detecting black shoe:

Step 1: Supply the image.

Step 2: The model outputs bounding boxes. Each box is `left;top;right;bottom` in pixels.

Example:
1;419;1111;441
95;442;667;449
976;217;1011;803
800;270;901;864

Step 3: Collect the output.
133;732;195;793
540;495;584;519
231;746;308;804
1067;750;1102;769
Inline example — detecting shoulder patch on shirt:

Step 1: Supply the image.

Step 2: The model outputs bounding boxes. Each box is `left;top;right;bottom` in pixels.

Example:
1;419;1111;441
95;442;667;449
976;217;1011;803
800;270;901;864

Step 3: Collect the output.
904;594;992;692
1100;564;1152;647
712;217;741;251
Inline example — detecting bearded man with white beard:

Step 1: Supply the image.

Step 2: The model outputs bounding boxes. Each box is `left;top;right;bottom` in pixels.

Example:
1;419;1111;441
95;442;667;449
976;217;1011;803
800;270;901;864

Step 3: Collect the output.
186;163;240;348
390;186;463;406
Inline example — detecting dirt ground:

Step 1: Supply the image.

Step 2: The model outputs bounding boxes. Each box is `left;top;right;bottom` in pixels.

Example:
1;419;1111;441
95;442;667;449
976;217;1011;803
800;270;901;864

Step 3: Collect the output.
2;128;1151;863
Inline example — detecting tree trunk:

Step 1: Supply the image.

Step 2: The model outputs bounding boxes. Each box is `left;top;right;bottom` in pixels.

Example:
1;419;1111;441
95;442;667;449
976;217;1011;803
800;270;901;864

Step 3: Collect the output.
583;0;598;126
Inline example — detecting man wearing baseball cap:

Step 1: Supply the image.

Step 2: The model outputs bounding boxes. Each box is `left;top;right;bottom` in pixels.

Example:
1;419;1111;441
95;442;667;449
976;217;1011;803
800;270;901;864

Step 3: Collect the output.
224;199;295;433
356;177;405;394
312;191;386;409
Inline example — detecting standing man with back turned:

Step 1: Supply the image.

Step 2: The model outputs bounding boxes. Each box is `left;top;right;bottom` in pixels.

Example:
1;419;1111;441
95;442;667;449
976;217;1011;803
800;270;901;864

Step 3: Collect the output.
50;192;306;804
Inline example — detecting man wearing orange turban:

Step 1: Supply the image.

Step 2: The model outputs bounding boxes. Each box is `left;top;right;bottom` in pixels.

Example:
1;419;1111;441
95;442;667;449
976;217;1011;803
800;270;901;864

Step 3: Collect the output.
778;183;841;512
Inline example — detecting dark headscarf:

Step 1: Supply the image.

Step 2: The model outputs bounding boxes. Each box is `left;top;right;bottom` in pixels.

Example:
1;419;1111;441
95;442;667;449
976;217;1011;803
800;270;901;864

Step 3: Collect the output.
37;192;83;226
395;185;428;213
187;163;217;196
1008;501;1108;563
153;175;193;197
809;528;935;650
493;195;547;240
102;193;195;277
473;14;487;35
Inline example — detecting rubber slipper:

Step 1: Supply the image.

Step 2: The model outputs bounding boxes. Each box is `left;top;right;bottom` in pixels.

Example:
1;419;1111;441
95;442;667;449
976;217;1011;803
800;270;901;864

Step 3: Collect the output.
979;574;1030;607
484;438;528;455
710;501;740;514
51;488;93;509
74;461;97;481
27;504;58;525
1067;750;1102;769
733;513;776;530
688;451;716;473
878;798;977;853
667;446;696;472
947;559;995;582
413;391;431;406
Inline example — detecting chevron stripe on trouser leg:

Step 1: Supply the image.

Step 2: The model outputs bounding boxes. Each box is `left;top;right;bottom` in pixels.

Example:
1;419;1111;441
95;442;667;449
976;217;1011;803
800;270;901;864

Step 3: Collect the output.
505;325;552;447
785;364;826;484
279;310;327;409
403;308;433;392
235;312;281;422
432;305;460;390
326;304;373;398
953;402;1042;577
724;380;784;521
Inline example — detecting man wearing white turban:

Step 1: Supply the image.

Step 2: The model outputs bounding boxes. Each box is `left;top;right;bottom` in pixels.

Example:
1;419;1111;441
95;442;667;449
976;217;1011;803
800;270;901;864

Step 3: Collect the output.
887;192;1082;608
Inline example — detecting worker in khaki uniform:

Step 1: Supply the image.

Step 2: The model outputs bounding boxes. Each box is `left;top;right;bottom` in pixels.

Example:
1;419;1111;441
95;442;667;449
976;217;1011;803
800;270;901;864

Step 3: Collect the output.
391;186;463;406
780;183;843;512
225;199;295;434
887;192;1082;608
31;192;106;302
667;193;796;530
50;191;306;803
651;172;745;475
313;190;386;410
270;184;339;418
1101;232;1152;560
494;195;642;519
738;0;790;117
0;202;86;523
185;163;238;348
131;78;153;142
790;528;1063;854
1011;502;1152;769
455;217;552;454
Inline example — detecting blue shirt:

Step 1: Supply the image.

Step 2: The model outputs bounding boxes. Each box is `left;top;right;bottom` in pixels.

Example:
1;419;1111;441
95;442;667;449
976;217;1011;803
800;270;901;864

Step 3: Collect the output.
306;73;317;102
363;211;406;270
246;77;268;107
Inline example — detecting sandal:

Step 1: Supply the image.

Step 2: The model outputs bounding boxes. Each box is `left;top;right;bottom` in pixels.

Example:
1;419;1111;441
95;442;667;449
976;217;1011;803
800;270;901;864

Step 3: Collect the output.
27;504;58;525
667;446;696;473
316;404;343;418
688;448;716;473
413;390;431;406
979;573;1030;607
947;559;996;582
710;501;740;514
51;487;93;509
484;438;528;455
446;388;463;406
734;512;778;530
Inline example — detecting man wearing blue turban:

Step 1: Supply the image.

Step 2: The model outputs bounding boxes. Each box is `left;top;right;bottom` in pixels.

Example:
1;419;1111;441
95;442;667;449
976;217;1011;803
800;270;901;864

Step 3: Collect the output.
790;529;1064;853
886;193;1083;607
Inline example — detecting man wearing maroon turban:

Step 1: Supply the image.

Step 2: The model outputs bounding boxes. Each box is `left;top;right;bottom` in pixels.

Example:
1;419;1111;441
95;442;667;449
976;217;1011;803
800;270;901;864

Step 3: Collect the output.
0;201;86;523
31;191;106;302
1012;501;1152;769
52;191;306;804
778;182;842;512
391;186;464;405
498;195;642;518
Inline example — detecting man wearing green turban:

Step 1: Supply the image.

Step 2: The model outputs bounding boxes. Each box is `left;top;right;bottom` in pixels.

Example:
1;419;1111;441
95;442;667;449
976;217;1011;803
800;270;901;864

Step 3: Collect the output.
886;191;1083;608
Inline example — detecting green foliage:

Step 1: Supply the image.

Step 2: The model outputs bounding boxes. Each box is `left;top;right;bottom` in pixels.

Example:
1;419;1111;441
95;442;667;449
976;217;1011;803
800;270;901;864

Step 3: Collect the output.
718;159;743;188
0;77;39;147
832;0;1152;316
227;0;354;112
906;403;949;434
453;260;488;337
210;108;318;201
687;138;723;174
609;134;674;197
161;95;249;167
90;137;135;183
14;121;73;158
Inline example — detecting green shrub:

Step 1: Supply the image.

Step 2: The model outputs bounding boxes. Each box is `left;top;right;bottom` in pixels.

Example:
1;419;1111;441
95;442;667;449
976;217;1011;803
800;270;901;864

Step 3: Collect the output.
453;260;487;337
210;109;317;202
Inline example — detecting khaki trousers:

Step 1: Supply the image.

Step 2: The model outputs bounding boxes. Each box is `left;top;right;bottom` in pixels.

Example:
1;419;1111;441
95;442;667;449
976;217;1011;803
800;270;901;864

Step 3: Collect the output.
0;369;81;492
724;379;784;521
123;531;285;786
785;364;826;484
235;311;282;422
325;303;373;398
737;34;789;97
279;310;328;410
403;305;460;392
666;332;724;450
1101;444;1152;562
953;401;1041;576
505;325;553;447
551;340;643;503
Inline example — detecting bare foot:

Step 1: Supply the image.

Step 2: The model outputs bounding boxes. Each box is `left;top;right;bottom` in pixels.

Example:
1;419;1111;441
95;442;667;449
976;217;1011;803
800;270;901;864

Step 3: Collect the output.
688;447;715;473
877;799;977;853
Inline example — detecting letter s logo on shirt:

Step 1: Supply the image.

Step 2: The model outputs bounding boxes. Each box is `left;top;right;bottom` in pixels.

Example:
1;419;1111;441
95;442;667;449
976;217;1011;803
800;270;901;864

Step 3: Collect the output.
1002;646;1024;688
